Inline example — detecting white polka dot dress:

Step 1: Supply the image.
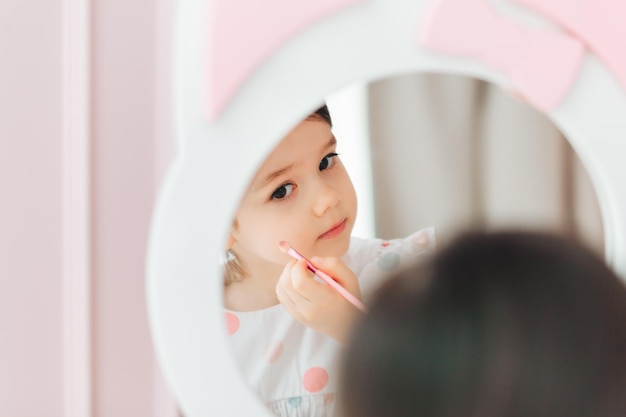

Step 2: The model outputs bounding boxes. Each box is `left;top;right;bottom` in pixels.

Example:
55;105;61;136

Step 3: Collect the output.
225;227;436;417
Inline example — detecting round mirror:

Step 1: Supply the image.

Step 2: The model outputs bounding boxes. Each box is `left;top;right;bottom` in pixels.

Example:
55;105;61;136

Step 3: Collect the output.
220;72;604;416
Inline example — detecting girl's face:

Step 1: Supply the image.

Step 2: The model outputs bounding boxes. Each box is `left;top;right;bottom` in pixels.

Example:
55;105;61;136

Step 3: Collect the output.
230;117;357;272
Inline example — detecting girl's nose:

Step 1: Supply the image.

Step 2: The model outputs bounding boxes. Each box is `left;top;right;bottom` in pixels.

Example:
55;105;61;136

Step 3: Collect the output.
312;183;340;217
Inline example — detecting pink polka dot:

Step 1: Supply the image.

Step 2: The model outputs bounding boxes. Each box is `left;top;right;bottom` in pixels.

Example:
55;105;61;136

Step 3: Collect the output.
303;367;328;393
263;340;284;364
225;312;239;335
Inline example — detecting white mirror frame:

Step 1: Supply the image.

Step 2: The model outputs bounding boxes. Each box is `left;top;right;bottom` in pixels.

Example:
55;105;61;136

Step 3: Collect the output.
147;1;626;415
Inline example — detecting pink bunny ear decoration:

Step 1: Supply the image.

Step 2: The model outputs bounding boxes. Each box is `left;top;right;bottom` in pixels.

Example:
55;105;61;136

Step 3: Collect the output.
418;0;585;111
512;0;626;94
206;0;364;121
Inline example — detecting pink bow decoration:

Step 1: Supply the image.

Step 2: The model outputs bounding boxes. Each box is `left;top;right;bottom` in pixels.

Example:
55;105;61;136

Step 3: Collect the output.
513;0;626;93
418;0;585;111
206;0;364;122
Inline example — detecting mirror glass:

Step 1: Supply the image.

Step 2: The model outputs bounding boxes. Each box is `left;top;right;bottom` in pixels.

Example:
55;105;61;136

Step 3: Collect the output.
220;72;603;416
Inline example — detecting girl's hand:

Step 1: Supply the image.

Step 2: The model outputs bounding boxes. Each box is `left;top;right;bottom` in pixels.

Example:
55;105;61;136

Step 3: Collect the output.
276;257;365;345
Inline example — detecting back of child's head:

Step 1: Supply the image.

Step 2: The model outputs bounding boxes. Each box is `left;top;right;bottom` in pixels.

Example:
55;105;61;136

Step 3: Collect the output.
340;230;626;417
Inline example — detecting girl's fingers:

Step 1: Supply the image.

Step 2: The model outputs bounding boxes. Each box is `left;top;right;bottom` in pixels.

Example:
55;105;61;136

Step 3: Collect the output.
277;260;313;308
275;262;292;298
276;260;298;307
290;260;330;299
310;256;360;293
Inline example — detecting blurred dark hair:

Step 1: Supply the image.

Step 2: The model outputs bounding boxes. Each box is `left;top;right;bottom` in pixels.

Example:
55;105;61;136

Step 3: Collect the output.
340;231;626;417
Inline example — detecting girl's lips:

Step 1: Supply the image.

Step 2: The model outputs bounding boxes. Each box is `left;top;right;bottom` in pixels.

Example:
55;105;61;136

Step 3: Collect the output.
318;219;347;240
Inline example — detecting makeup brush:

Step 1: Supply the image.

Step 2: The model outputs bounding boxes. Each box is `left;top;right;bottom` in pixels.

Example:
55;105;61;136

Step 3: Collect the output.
278;241;367;312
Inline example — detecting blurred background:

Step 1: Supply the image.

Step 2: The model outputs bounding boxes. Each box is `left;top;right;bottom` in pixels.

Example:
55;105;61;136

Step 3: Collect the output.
0;0;602;416
328;74;603;253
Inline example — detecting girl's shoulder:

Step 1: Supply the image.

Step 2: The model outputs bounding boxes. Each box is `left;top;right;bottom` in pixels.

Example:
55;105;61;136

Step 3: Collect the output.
346;226;436;267
345;227;437;301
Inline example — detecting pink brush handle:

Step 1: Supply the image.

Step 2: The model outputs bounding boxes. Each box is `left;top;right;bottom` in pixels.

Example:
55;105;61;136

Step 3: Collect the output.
286;248;368;313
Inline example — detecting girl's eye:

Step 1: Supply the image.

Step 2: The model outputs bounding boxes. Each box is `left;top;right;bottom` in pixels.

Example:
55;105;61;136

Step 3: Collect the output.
319;152;339;171
270;183;294;200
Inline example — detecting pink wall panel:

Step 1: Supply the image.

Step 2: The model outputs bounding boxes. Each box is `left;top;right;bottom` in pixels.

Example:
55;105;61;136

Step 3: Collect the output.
91;0;178;415
0;1;64;416
0;0;179;415
91;0;157;414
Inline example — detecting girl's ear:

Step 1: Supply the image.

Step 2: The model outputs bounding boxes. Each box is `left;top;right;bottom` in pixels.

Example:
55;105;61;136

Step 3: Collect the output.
226;219;239;249
226;235;236;250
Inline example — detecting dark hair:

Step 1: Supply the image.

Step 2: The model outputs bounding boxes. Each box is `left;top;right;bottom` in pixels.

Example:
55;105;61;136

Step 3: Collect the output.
340;231;626;417
312;104;332;127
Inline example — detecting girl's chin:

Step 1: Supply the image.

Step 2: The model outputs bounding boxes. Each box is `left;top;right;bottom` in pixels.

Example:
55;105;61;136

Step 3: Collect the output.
317;238;351;258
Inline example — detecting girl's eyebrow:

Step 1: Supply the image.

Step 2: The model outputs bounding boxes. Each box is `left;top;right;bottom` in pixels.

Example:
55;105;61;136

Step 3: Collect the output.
326;135;337;149
256;165;294;190
254;135;337;191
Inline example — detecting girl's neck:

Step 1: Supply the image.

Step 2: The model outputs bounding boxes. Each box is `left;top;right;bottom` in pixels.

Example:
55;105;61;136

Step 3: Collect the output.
223;253;284;312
